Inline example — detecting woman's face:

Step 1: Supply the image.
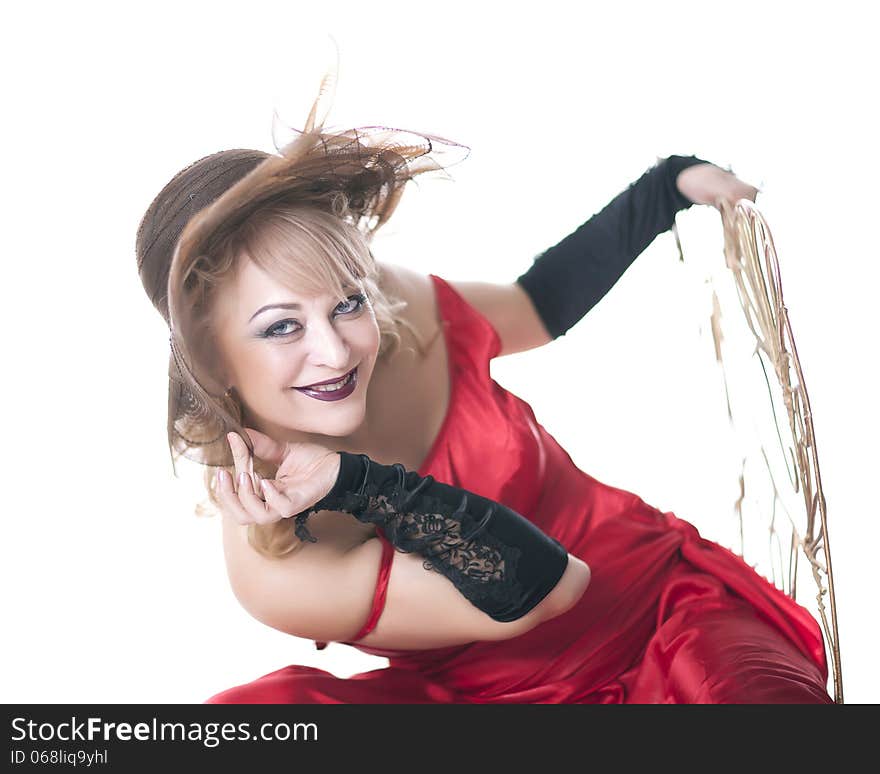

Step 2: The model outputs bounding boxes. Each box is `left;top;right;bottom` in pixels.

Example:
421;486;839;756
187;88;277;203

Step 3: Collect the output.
211;257;381;443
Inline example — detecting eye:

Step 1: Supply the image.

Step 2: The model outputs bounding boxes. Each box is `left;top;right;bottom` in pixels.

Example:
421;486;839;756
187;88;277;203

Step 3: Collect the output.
263;319;301;338
335;292;368;315
261;293;367;339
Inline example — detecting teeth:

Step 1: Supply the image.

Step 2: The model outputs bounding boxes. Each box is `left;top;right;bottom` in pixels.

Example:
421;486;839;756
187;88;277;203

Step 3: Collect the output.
308;372;353;392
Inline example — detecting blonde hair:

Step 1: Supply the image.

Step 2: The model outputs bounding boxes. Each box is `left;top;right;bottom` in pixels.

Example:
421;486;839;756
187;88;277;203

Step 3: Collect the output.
135;72;469;558
195;203;427;558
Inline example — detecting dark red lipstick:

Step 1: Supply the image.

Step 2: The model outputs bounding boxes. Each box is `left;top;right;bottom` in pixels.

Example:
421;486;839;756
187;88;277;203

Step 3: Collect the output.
293;367;358;401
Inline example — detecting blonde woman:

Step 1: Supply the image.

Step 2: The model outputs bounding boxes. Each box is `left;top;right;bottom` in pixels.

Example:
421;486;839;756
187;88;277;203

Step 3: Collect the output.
135;97;832;703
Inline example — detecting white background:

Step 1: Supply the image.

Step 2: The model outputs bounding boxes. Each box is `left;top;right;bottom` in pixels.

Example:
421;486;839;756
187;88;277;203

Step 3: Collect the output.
2;1;876;703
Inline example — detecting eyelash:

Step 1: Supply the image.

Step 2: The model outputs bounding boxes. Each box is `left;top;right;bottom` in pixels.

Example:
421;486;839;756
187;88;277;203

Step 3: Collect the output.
260;293;368;339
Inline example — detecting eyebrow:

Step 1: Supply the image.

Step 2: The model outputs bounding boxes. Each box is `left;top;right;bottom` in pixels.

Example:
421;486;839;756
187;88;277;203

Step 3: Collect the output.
249;302;302;323
248;287;361;323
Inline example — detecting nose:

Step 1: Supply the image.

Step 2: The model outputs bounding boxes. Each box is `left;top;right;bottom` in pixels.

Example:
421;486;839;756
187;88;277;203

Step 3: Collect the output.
304;318;351;372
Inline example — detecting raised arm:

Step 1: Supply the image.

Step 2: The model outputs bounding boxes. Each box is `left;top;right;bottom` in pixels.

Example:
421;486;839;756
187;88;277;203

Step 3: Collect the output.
515;155;758;341
431;156;757;357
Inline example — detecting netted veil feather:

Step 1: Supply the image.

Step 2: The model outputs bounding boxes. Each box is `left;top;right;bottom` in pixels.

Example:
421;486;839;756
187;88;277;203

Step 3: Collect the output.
155;67;470;473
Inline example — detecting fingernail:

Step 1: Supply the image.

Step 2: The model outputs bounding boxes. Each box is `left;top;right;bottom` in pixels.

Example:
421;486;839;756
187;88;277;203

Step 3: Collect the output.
239;471;248;488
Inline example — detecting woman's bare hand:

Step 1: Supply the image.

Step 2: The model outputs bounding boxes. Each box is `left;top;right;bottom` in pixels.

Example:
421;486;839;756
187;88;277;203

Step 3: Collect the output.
675;162;760;210
215;428;341;526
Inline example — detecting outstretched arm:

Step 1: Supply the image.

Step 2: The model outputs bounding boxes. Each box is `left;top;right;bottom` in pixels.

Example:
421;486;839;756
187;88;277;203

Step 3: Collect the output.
449;156;758;356
516;155;729;341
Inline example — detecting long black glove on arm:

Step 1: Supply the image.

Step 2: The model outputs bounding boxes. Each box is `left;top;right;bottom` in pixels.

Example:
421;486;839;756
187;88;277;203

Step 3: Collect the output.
516;154;714;339
293;452;569;623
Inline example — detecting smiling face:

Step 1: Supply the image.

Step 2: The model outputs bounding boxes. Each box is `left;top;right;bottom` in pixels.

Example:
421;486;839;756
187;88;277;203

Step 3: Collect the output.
211;256;381;444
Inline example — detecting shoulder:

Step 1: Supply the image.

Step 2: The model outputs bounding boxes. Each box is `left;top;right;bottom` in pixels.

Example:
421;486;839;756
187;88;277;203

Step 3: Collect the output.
446;279;554;357
375;261;553;358
376;261;435;313
412;270;555;358
375;261;441;349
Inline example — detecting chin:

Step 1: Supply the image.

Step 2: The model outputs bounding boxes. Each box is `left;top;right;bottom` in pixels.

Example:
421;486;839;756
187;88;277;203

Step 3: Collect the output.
297;402;367;438
315;415;365;437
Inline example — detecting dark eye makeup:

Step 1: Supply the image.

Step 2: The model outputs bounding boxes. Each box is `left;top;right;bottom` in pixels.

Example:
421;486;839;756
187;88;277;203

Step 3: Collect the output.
258;293;368;339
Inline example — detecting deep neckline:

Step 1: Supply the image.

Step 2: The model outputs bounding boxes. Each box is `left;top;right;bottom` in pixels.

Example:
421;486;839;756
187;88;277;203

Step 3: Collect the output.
416;274;457;477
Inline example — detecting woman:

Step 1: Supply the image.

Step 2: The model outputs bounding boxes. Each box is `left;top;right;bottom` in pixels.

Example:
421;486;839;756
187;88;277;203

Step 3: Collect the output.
135;88;832;703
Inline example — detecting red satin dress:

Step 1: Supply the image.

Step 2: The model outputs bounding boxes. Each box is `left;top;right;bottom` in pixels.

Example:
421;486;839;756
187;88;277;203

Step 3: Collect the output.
206;274;832;704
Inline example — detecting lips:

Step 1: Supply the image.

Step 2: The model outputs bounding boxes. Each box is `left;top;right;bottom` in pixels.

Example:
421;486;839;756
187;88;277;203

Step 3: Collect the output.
292;367;359;401
296;367;357;389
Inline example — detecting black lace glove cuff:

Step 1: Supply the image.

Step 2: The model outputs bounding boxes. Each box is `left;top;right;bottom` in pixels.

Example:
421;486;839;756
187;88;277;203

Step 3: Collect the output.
293;451;570;623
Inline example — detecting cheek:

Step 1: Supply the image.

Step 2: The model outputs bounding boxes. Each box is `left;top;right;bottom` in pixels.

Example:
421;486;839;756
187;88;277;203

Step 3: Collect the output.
364;313;382;349
367;321;382;353
236;346;307;390
272;349;311;386
345;315;381;359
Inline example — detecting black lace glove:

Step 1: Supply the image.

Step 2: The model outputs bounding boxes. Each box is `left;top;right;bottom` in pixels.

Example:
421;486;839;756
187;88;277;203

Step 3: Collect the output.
293;451;570;623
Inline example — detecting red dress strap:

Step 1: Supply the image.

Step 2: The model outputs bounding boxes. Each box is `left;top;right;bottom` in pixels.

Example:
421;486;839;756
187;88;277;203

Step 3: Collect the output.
315;273;499;650
314;527;395;650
